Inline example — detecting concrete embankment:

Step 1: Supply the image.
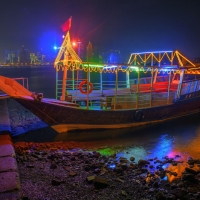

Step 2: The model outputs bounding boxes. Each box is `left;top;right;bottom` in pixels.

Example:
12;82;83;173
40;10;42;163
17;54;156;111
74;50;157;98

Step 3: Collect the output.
0;98;20;199
0;133;21;200
0;96;49;200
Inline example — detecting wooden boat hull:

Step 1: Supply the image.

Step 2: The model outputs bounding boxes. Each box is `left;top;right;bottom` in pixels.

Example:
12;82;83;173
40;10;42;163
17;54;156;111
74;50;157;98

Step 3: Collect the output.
14;92;200;133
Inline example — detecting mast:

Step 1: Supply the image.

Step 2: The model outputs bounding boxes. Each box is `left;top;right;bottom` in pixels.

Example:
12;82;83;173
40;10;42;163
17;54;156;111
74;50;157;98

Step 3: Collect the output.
54;31;82;101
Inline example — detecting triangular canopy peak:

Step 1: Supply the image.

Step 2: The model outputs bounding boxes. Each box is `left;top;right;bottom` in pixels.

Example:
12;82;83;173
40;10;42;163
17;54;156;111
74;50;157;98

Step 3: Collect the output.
54;31;82;67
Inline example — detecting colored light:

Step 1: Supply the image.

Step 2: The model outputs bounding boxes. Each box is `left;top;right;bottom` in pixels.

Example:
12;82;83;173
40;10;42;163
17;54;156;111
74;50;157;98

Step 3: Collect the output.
104;65;118;69
131;51;173;54
54;46;57;50
72;42;76;46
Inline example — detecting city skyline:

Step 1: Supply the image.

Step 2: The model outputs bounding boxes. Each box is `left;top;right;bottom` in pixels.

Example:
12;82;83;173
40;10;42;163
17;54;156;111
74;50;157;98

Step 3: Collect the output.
1;0;200;63
3;42;123;65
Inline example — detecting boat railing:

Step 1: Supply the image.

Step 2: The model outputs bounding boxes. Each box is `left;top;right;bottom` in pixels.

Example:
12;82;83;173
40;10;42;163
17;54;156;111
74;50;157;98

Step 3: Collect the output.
180;78;200;95
56;77;178;109
130;75;170;85
13;77;29;89
56;75;200;109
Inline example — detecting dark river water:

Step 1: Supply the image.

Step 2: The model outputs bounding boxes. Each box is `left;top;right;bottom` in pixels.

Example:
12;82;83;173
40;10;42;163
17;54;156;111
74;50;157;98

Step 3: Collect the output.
1;66;200;178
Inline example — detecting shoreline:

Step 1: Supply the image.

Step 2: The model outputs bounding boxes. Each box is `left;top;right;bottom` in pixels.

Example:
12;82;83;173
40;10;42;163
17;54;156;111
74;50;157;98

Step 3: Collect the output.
14;141;200;200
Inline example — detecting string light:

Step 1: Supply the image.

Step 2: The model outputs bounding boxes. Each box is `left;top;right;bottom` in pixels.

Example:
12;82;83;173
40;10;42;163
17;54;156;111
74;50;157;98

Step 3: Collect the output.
54;31;197;75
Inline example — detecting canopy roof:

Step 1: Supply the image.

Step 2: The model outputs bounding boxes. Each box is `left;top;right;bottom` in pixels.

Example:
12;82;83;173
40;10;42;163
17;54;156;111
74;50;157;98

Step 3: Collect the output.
54;31;199;75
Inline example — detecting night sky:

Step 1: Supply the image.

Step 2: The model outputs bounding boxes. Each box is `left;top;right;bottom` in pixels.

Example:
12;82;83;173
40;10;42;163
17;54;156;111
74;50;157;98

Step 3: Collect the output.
0;0;200;62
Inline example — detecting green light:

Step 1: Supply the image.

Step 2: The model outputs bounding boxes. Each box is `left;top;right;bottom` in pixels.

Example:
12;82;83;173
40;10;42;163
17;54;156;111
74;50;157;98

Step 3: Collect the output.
97;148;116;156
83;64;105;68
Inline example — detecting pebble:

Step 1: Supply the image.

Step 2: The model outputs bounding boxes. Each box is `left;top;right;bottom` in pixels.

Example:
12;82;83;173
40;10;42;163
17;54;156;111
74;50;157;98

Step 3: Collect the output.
14;142;200;200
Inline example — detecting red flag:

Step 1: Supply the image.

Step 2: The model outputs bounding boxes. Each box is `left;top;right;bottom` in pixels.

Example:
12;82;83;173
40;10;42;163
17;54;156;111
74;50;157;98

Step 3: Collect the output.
61;16;72;32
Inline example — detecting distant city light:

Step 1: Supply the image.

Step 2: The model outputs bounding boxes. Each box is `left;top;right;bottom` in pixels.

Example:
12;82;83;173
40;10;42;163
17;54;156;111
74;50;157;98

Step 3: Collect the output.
54;46;61;50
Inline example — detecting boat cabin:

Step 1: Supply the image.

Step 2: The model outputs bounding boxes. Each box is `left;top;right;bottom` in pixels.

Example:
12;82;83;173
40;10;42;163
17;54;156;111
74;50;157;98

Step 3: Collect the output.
54;32;200;111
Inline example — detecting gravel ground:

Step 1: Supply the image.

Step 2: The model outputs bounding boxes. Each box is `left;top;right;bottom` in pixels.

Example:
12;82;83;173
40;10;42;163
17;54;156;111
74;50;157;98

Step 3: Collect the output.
14;142;200;200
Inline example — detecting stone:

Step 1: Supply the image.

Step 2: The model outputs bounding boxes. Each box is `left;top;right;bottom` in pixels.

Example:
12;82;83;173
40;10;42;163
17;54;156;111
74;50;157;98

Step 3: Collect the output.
87;175;96;182
156;191;166;200
121;163;128;170
171;188;187;199
170;183;177;189
149;165;154;169
130;156;135;161
115;178;124;183
121;190;127;196
84;165;90;171
25;164;34;168
0;138;12;145
153;180;160;187
120;157;128;163
165;194;176;200
0;192;21;200
51;179;61;186
94;168;100;174
69;171;77;176
171;162;177;166
0;144;15;157
138;159;150;166
0;157;17;172
185;167;197;175
0;172;20;193
94;176;108;189
182;173;195;182
187;159;195;165
115;166;123;173
50;163;57;169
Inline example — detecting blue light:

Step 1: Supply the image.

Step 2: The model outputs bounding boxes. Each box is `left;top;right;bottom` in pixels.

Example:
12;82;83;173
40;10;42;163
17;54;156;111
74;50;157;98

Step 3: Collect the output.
108;163;116;169
131;51;173;55
104;65;118;69
39;30;62;55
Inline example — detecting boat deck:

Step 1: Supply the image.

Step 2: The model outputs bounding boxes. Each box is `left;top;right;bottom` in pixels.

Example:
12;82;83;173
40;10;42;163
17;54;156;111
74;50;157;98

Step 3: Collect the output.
64;82;179;110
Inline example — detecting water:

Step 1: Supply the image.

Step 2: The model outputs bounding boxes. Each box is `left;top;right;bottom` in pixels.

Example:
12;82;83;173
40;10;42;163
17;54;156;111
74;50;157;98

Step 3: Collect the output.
0;65;56;98
1;66;200;174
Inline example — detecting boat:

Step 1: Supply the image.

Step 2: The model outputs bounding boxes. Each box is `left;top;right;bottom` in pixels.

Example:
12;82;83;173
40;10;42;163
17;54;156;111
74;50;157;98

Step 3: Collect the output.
1;30;200;133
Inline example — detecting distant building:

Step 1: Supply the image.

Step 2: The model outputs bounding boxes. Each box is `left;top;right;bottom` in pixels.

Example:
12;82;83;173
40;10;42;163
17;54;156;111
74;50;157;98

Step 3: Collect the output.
30;53;36;64
30;52;46;64
4;46;53;65
5;50;19;64
19;46;29;64
101;50;121;63
71;39;85;60
77;39;84;60
86;42;93;62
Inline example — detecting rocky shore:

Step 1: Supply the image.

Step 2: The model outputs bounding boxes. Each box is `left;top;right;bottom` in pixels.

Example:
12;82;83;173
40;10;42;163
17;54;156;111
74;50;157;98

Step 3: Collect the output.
14;142;200;200
2;99;200;199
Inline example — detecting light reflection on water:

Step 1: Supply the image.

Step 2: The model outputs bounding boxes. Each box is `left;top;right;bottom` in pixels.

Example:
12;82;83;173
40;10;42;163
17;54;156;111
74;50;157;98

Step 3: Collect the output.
56;113;200;165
